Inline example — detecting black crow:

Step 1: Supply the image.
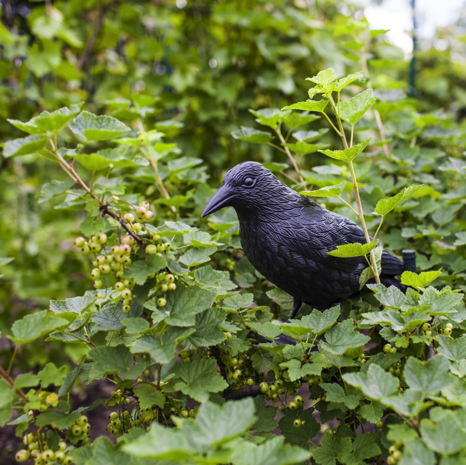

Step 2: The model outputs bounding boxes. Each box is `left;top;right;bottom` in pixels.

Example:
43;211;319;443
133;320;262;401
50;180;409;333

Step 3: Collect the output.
202;161;404;319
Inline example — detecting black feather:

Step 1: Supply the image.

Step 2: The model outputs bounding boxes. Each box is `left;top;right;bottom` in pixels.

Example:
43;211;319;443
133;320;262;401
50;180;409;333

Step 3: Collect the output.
202;162;405;313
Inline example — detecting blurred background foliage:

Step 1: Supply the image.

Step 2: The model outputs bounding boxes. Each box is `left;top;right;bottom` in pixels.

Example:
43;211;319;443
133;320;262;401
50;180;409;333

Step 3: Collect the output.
1;0;466;372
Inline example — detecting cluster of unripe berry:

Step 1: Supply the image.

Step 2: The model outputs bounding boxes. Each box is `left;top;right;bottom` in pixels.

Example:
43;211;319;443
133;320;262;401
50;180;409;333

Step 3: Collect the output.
421;321;452;337
17;434;73;464
154;272;176;307
107;411;140;436
387;443;403;464
383;344;398;354
220;352;255;387
70;415;91;443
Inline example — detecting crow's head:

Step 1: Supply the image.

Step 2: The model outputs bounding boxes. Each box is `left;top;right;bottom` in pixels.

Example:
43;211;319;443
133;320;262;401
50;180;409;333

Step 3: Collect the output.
201;161;294;218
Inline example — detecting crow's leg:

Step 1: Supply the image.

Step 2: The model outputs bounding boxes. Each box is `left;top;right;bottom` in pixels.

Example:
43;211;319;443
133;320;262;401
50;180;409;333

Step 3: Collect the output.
290;298;303;320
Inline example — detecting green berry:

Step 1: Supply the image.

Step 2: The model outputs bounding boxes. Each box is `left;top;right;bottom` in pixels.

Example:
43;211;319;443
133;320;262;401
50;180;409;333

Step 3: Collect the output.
124;213;135;223
81;245;90;255
89;242;101;252
293;419;301;427
121;289;132;299
140;201;150;209
146;244;157;254
58;442;67;451
226;332;233;340
74;237;86;248
116;270;124;279
122;234;135;245
120;243;131;255
122;305;131;313
83;423;91;433
71;425;82;436
15;450;30;462
111;262;121;271
96;233;107;244
446;323;453;330
136;206;147;217
247;378;254;386
43;450;55;461
160;283;168;292
91;268;101;279
115;282;125;291
157;243;166;252
390;347;397;354
144;210;155;220
422;323;431;331
260;382;269;393
294;395;304;405
77;415;88;426
55;451;65;463
383;344;392;353
289;401;297;410
99;264;111;274
444;327;452;336
133;223;142;231
110;412;119;421
93;280;103;289
387;457;396;465
166;274;175;283
157;297;166;307
375;421;383;428
426;330;432;336
64;456;73;465
180;410;189;418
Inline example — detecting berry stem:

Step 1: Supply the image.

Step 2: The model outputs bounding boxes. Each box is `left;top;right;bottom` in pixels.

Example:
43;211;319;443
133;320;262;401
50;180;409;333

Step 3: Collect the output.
99;205;144;246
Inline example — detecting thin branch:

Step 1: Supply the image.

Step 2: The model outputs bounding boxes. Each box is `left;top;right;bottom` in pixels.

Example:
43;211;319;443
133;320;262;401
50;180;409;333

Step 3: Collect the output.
0;365;28;403
275;125;305;185
76;6;107;70
99;205;144;246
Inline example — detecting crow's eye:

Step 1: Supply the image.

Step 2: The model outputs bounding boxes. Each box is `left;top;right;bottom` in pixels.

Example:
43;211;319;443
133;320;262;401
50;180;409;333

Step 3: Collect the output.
244;177;254;187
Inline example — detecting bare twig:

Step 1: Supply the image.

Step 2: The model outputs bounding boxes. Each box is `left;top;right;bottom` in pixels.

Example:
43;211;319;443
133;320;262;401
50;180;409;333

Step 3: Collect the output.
77;6;107;70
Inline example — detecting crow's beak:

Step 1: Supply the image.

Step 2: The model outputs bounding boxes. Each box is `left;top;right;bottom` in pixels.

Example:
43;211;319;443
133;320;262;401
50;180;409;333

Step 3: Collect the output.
201;185;235;218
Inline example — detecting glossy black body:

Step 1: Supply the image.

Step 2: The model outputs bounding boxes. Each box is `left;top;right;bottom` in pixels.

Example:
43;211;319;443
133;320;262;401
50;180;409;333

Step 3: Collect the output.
202;162;404;313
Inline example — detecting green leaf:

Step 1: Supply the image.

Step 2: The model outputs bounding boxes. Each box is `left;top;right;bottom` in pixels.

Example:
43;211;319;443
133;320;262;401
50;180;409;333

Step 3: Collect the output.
232;436;310;465
282;141;328;155
320;383;360;409
261;162;289;172
280;359;324;381
231;127;273;144
50;294;94;315
123;255;167;286
333;71;364;91
249;108;290;129
179;247;217;267
419;288;463;316
306;68;337;86
0;379;14;409
92;301;141;332
8;105;82;135
327;241;378;258
420;413;466;455
282;99;328;113
134;385;165;409
71;147;148;171
38;178;74;203
14;373;39;389
252;395;278;432
122;422;194;460
167;156;203;173
171;358;228;402
307;305;340;335
343;363;399;400
145;283;216;327
283;112;320;129
186;308;227;347
88;345;133;378
36;410;81;429
399;440;436;465
319;138;371;162
375;185;424;216
401;270;442;289
249;322;282;340
37;362;68;388
359;401;384;423
121;318;150;334
3;135;47;158
184;230;222;248
403;355;454;395
223;293;254;311
312;430;353;465
195;398;256;446
320;320;370;354
367;284;406;308
69;111;130;141
300;181;346;198
131;327;195;364
340;89;376;125
437;335;466;361
10;310;70;343
278;408;320;447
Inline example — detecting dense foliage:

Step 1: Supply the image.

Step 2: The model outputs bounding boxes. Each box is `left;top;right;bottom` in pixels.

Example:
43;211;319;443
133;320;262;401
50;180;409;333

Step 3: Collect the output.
1;1;466;465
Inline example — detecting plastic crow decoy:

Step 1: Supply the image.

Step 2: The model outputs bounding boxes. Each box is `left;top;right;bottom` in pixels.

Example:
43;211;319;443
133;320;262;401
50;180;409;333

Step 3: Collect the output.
202;162;405;319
